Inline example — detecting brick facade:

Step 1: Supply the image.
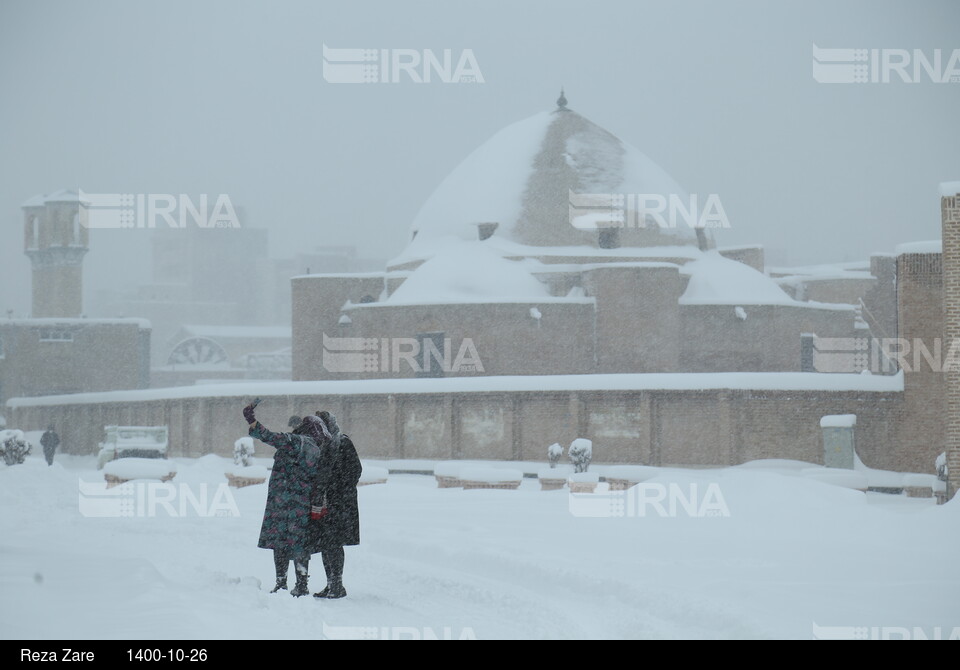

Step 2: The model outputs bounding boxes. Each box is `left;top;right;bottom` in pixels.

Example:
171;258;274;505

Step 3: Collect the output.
897;252;946;475
6;383;902;469
942;189;960;498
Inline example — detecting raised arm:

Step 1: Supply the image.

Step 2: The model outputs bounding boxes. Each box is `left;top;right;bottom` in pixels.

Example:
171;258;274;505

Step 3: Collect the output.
244;402;306;456
248;421;306;455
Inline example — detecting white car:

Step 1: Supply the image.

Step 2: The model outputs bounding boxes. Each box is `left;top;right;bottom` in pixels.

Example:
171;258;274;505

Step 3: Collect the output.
97;425;169;469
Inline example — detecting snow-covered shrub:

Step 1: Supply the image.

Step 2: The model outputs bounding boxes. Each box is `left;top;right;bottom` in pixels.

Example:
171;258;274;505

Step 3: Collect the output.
569;438;592;474
0;429;31;466
233;437;255;467
547;442;563;469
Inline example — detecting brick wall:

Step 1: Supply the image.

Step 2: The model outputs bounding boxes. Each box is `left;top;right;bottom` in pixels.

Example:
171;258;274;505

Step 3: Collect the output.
0;321;148;407
898;251;946;475
942;191;960;498
7;386;903;471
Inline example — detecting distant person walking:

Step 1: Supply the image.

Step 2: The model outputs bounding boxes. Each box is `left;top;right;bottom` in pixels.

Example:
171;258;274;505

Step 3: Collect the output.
40;426;59;466
309;411;362;599
243;401;331;597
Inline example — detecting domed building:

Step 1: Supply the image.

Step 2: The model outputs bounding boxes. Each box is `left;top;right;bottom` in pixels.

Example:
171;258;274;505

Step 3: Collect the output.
293;94;860;380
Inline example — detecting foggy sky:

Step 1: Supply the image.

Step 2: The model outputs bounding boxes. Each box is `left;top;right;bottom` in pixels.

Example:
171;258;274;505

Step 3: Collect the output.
1;0;957;318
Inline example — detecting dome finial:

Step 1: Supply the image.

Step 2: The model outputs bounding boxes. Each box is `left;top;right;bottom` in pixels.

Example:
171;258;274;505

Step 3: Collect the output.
556;87;569;111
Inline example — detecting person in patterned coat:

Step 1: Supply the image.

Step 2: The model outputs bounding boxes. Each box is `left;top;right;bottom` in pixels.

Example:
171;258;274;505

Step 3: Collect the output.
243;402;330;597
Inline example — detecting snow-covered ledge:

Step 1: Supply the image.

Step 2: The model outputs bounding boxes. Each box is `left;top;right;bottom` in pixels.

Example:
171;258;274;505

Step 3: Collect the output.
568;472;600;494
224;464;269;488
538;464;572;491
459;467;523;490
103;458;177;488
434;462;463;488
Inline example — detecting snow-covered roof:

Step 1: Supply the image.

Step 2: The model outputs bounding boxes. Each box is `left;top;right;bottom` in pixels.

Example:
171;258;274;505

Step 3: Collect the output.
895;240;941;256
774;272;874;286
767;260;870;277
390;234;704;270
177;325;291;340
291;271;388;280
21;189;90;207
5;371;904;408
0;317;151;329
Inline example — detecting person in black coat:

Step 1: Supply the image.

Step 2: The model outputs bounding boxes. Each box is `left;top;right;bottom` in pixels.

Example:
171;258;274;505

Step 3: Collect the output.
309;411;362;599
40;426;59;466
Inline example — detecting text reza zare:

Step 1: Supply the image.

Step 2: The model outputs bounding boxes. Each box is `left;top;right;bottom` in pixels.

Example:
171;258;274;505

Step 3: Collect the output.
20;650;94;662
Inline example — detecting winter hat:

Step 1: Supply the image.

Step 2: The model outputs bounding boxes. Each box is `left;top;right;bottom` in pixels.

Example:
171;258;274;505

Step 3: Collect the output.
317;411;341;450
292;415;331;445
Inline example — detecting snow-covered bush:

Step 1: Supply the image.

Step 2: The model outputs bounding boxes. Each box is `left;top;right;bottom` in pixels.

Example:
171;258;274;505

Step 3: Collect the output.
233;437;255;467
569;438;592;474
0;429;31;466
547;442;563;469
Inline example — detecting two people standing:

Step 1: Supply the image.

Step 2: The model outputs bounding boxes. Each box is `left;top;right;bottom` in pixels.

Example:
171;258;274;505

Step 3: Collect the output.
242;403;362;599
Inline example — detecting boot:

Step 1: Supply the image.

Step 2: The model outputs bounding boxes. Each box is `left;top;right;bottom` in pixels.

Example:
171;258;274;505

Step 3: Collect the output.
313;550;333;598
271;550;289;593
291;574;309;597
290;557;310;597
324;577;347;599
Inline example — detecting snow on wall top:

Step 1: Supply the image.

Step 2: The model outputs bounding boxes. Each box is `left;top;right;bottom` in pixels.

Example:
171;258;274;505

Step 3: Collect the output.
5;371;904;408
0;317;151;329
767;260;870;277
820;414;857;428
178;325;291;340
895;240;942;256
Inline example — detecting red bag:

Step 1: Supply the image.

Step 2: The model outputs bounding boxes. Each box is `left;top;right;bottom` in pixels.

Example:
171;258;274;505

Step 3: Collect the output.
311;505;328;520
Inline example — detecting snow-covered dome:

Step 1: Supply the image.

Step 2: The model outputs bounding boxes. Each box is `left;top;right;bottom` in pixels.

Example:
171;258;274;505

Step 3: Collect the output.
387;240;551;305
679;252;797;306
396;94;699;265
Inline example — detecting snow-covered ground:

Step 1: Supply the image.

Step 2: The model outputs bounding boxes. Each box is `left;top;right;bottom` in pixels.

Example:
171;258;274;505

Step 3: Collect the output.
1;453;958;640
